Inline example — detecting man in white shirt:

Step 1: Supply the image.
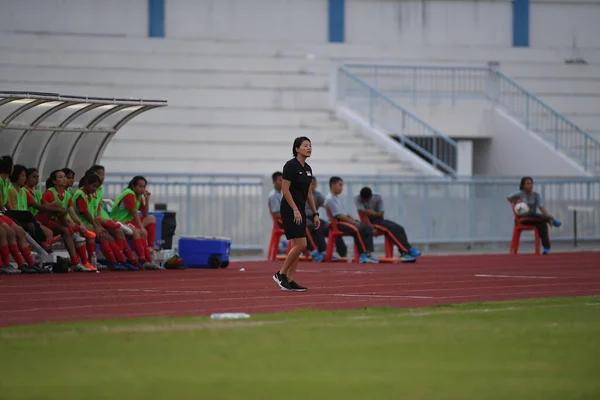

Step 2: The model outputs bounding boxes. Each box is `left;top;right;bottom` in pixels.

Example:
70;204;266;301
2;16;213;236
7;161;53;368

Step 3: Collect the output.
305;176;347;261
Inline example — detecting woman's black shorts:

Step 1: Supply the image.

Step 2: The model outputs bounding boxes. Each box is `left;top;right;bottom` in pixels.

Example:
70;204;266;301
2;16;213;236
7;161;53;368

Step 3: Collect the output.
280;207;306;240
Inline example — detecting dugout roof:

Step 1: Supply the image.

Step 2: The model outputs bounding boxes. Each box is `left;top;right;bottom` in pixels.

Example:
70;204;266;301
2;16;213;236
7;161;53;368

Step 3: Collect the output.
0;91;167;178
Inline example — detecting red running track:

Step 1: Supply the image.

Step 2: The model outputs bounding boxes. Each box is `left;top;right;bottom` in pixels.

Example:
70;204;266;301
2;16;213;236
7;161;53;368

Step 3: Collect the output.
1;252;599;327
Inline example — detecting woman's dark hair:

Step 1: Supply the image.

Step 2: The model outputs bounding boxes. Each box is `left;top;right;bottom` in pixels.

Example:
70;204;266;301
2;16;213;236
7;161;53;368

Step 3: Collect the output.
128;175;147;190
81;173;101;188
292;136;311;157
26;168;38;179
519;176;533;190
62;167;75;178
0;155;13;174
86;165;105;175
329;176;343;188
45;170;61;189
9;164;27;184
360;187;373;200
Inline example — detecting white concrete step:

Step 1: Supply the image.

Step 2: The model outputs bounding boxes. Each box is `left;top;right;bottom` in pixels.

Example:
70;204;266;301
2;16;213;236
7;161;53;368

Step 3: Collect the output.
0;51;330;74
2;83;329;110
0;32;575;63
517;78;600;96
0;80;329;110
100;155;421;176
106;140;392;163
502;64;600;80
560;114;600;132
535;95;600;115
0;65;329;89
132;107;338;128
117;125;365;145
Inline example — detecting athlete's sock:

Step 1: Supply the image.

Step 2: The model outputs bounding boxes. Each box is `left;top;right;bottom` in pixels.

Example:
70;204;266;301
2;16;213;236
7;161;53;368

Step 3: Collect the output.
99;241;117;263
9;244;24;266
0;245;11;265
20;246;36;267
109;241;126;263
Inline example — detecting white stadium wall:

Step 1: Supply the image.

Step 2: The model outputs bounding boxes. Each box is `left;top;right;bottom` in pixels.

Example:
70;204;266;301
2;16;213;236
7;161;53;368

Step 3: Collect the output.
0;0;599;50
0;0;147;37
530;0;600;48
345;0;513;47
473;107;592;178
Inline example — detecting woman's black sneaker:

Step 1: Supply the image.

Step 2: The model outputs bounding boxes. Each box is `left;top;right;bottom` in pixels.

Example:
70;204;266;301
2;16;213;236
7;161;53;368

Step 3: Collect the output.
273;271;293;291
289;281;308;292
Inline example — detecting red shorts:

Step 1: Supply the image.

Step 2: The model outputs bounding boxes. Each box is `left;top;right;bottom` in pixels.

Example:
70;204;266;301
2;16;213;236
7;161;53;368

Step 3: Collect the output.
0;215;16;227
35;214;73;235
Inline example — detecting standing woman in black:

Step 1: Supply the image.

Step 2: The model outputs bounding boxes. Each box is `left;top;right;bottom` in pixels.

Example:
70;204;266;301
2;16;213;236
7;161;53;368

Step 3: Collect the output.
273;137;320;292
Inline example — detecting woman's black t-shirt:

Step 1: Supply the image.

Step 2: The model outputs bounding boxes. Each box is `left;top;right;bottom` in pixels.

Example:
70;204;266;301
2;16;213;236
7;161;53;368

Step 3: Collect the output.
280;158;312;215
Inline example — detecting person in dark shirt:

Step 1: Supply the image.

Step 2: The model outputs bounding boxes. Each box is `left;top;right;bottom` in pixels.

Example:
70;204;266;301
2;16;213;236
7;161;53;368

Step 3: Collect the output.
272;137;320;292
507;176;562;255
355;187;421;262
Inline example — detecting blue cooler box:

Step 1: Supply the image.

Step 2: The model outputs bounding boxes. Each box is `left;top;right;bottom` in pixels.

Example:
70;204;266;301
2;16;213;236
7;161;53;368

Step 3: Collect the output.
178;236;231;268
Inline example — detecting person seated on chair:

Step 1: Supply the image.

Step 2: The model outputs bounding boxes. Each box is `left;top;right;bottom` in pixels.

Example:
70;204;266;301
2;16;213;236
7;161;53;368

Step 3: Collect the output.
507;176;562;255
38;170;97;272
24;168;43;208
110;175;160;269
355;187;421;262
0;158;45;274
324;177;378;264
268;171;284;222
6;164;59;253
62;168;76;196
74;173;138;271
305;176;347;261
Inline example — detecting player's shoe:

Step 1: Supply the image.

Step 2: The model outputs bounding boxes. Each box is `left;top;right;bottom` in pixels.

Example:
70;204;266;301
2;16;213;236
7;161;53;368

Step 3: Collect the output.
289;280;308;292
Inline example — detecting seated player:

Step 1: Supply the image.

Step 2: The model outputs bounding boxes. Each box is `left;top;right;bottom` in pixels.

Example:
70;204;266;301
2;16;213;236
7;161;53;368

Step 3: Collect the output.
355;187;421;262
24;168;43;208
507;176;562;255
0;158;45;274
110;176;161;269
74;173;138;271
63;168;76;195
324;177;379;264
37;170;96;272
6;164;59;253
305;176;347;261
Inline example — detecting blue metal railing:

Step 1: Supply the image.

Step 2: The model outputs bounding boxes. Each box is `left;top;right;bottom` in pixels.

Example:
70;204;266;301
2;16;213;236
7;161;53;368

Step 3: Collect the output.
343;64;600;174
337;66;458;176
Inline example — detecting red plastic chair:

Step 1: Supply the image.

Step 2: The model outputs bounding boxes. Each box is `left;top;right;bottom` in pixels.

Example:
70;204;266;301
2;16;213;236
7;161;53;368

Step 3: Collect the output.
268;213;285;261
269;211;311;261
509;203;541;255
324;207;359;263
357;210;395;259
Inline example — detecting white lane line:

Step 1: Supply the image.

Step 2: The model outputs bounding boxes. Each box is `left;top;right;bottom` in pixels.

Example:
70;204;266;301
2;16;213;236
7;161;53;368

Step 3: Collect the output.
335;294;434;299
475;274;557;279
117;289;212;294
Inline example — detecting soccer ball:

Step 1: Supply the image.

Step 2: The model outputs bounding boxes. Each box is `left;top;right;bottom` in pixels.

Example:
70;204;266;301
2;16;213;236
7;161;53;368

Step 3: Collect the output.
514;202;529;216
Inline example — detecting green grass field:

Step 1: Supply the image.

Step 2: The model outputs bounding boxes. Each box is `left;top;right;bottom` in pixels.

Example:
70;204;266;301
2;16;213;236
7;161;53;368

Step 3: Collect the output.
1;296;599;400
